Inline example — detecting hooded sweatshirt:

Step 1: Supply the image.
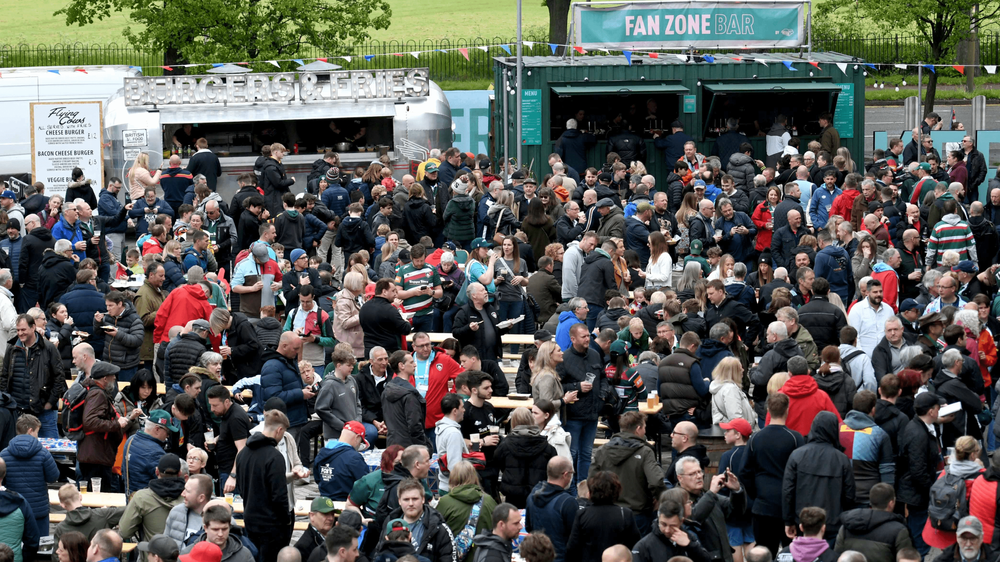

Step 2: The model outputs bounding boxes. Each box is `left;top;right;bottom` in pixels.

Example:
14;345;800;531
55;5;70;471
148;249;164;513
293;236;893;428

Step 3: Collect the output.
472;531;512;562
434;416;467;492
525;481;579;562
927;213;977;267
785;536;836;562
773;374;843;436
493;425;557;507
314;439;368;502
590;432;665;513
315;373;362;439
813;366;858;419
119;477;185;561
783;411;855;538
0;489;38;562
0;434;59;531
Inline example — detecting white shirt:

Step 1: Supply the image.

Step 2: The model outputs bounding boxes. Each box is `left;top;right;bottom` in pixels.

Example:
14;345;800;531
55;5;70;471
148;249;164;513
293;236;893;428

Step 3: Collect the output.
847;299;895;356
644;252;674;289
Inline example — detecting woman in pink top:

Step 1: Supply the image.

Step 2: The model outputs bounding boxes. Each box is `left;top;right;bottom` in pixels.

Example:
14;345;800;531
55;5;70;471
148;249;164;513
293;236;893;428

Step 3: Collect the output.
127;152;161;200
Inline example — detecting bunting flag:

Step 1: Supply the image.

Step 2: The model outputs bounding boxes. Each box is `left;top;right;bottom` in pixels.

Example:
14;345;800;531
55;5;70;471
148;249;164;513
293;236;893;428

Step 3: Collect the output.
364;55;374;62
75;68;87;74
459;48;469;61
160;66;172;71
236;62;248;65
267;60;280;68
864;63;877;70
293;59;304;66
212;63;224;68
317;57;327;62
952;65;965;74
393;53;404;57
894;64;908;70
703;55;715;63
623;51;632;65
341;56;352;62
410;52;420;59
782;61;797;71
523;41;534;49
549;43;558;54
573;46;587;54
923;64;935;73
808;61;821;70
477;46;489;53
836;62;848;74
986;65;997;74
731;56;742;62
648;52;659;59
500;44;511;55
675;54;688;62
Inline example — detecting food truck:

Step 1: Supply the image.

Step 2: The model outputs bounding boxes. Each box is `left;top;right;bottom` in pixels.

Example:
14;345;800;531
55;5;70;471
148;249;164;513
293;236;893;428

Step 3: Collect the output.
493;53;866;179
103;67;452;203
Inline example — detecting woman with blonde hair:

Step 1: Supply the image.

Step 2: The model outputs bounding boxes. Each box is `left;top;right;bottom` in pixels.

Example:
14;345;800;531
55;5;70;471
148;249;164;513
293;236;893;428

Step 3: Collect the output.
710;357;757;426
922;435;984;550
837;147;856;172
675;192;699;256
544;242;565;283
333;271;366;358
531;341;577;408
629;161;647;176
435;460;498;552
127;152;161;200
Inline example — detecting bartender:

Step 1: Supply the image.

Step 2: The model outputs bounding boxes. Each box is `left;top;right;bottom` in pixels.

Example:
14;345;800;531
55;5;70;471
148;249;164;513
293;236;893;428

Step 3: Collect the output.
172;124;201;149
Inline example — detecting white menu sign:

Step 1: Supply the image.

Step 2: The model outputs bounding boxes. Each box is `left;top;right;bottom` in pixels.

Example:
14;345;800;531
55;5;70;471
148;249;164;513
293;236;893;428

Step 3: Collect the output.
30;101;104;197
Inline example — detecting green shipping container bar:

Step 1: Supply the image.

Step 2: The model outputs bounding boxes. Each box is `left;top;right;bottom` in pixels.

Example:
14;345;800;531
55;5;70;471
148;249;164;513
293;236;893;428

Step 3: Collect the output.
492;53;866;180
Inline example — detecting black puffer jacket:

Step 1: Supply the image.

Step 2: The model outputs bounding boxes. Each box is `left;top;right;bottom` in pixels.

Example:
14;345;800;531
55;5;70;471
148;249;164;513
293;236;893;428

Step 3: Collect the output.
165;332;209;385
797;297;849;351
578;250;616;307
254;317;282;352
19;226;55;291
565;504;642;562
403;197;438;243
632;520;712;562
704;295;760;346
99;302;144;369
381;376;428;448
727;152;757;191
223;312;262;383
493;426;557;508
782;411;856;539
834;508;912;562
558;344;605;422
663;172;685;214
0;334;66;416
658;349;703;417
259;157;295;217
749;338;803;420
606;129;646;167
37;250;77;308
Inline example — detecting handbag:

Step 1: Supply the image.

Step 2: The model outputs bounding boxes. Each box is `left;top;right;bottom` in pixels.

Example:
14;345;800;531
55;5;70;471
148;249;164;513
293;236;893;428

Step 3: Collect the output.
491;210;506;245
438;451;487;473
497;255;541;318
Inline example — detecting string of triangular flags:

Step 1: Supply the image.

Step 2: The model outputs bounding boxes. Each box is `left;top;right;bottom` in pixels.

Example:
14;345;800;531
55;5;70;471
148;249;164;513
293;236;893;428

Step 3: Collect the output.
1;40;996;76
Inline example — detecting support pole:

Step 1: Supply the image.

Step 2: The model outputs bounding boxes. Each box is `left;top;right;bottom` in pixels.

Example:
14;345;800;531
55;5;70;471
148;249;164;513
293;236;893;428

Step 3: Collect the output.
516;0;523;168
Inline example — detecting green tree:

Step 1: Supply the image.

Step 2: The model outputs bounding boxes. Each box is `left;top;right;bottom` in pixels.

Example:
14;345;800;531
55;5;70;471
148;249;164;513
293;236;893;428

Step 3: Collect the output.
56;0;391;72
816;0;1000;114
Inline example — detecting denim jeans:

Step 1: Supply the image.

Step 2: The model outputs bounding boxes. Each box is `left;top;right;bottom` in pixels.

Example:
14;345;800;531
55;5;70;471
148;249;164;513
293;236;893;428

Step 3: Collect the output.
39;409;59;438
586;305;604;331
564;419;598;487
362;423;379;448
498;299;525;352
411;314;435;334
117;367;137;383
907;508;930;558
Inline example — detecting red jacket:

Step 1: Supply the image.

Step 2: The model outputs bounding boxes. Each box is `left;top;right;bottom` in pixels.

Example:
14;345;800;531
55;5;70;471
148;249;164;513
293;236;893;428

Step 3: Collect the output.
153;283;214;343
409;348;462;429
923;468;982;548
871;266;900;313
771;375;842;436
830;189;861;223
970;474;1000;544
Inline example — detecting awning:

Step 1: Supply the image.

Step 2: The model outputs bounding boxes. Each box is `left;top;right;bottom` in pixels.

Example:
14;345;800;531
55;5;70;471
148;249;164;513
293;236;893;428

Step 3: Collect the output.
704;82;843;94
551;83;689;96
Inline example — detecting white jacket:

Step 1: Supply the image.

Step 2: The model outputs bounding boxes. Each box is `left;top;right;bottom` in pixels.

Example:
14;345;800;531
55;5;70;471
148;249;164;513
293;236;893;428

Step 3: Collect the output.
0;288;16;362
541;415;572;460
644;252;674;290
709;379;757;428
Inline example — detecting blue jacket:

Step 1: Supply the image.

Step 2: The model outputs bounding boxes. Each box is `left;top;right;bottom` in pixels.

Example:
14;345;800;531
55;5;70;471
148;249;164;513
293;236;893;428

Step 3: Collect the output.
654;131;694;164
303;213;328;249
314;440;369;501
122;430;167;497
163;256;186;293
98;189;127;234
697;339;734;382
183;185;197;207
809;186;843;230
0;434;58;530
51;217;86;260
59;284;108;359
814;245;853;303
714;211;757;263
259;349;308;427
725;282;757;312
0;489;38;562
555;310;580;351
525;481;580;562
347;179;373;207
182;247;208;273
624;216;653;268
840;410;895;503
0;236;21;284
322;184;350;217
128;197;175;235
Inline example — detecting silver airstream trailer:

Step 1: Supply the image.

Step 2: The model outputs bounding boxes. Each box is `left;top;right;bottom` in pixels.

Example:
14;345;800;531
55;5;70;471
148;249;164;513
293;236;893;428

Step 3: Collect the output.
103;68;452;203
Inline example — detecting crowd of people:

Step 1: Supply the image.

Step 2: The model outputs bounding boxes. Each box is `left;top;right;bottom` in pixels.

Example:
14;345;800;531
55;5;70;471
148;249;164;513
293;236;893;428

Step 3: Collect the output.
0;115;999;562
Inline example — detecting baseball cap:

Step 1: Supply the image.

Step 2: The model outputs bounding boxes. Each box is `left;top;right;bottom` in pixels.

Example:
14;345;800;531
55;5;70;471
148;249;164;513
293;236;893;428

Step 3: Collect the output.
138;535;180;561
157;453;182;475
343;420;370;450
442;241;457;253
596;198;615;208
511;170;526;180
149;409;180;433
424;163;439;173
0;190;15;200
952;260;978;273
397;248;411;262
914;392;947;415
191;319;211;332
311;496;338;514
597;172;613;183
479;159;492;170
899;299;921;313
610;340;629;356
179;541;223;562
693;179;707;188
470;237;493;249
917;162;931;171
251;242;270;263
337;509;364;531
534;329;553;342
690;239;704;255
386;518;410;532
957;516;984;537
719;418;752;438
868;201;884;212
290;248;307;263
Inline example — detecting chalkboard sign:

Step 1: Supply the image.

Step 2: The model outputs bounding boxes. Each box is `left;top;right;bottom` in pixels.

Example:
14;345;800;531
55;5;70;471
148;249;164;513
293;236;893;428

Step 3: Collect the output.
833;83;854;139
521;89;542;145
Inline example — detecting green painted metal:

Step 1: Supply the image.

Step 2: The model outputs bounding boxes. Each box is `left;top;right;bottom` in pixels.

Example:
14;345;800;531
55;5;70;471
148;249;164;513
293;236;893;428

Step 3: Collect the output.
551;83;690;95
703;82;843;93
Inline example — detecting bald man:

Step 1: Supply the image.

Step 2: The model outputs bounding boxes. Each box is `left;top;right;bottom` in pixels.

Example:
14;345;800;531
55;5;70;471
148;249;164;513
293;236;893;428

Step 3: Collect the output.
259;332;313;439
526;456;578;562
665;421;709;485
603;545;633;562
771;209;808;269
161;154;194;215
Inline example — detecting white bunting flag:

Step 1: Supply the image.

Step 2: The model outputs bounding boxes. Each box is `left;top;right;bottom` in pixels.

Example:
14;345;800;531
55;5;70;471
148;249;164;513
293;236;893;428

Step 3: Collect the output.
410;52;420;59
478;46;489;53
341;56;352;63
986;66;997;74
836;62;849;74
523;41;534;49
675;54;688;62
267;60;280;68
894;64;908;70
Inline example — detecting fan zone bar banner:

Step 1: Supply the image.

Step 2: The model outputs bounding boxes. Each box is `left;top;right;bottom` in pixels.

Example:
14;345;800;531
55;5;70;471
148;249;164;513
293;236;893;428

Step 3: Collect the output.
573;1;806;50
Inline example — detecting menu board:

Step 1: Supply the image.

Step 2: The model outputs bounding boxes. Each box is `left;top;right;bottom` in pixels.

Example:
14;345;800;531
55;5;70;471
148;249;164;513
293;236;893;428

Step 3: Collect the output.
521;89;542;145
833;83;854;139
30;101;104;197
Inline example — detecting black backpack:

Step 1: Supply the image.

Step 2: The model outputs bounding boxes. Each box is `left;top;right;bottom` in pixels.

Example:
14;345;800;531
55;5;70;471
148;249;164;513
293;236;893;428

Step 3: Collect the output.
928;469;970;531
61;382;89;441
840;349;866;382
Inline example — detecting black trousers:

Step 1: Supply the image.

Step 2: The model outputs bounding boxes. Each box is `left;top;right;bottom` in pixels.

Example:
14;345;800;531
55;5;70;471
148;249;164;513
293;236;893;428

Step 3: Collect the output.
296;420;324;465
247;522;292;562
753;514;791;557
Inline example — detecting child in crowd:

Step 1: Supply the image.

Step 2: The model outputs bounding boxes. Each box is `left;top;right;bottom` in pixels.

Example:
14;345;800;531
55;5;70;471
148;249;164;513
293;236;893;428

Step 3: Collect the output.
125;249;144;276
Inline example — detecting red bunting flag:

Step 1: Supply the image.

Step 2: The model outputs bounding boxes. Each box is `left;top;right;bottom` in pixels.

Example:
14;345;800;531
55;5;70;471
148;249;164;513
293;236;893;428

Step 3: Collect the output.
732;57;742;61
808;61;821;70
75;68;88;74
952;65;965;74
648;53;659;59
161;66;173;71
459;48;469;61
573;46;586;54
317;58;327;62
393;53;403;57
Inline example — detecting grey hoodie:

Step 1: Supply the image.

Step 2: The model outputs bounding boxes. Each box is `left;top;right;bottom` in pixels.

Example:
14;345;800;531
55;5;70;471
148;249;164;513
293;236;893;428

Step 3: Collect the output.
315;373;362;439
183;534;254;562
434;416;467;492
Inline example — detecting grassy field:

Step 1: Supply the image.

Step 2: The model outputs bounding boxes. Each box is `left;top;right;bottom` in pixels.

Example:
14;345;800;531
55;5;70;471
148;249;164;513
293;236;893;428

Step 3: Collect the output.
4;0;556;46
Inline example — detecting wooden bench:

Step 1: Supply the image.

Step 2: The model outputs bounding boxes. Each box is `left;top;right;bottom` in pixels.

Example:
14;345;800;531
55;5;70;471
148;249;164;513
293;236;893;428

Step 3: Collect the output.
593;438;655;447
233;519;311;531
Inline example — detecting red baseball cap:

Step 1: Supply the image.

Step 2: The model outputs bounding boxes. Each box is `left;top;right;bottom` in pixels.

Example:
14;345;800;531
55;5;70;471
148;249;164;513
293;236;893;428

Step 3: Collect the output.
179;542;222;562
344;420;370;450
719;418;752;438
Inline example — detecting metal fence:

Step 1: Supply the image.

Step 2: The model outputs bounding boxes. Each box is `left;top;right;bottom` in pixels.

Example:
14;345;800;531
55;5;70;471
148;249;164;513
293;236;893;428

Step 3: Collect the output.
2;34;998;80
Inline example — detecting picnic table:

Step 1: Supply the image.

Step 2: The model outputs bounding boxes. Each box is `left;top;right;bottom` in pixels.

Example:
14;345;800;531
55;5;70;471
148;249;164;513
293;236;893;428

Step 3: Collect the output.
49;489;126;508
488;397;663;416
407;333;536;346
40;438;77;454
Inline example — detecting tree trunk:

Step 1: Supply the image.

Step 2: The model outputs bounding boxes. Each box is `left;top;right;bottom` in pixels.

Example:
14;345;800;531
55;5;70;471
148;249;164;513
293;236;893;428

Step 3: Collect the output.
164;46;185;76
924;69;939;117
548;0;572;55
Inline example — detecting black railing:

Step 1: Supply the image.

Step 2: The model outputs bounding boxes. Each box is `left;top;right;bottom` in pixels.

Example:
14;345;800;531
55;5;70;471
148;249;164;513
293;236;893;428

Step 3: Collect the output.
1;34;997;80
